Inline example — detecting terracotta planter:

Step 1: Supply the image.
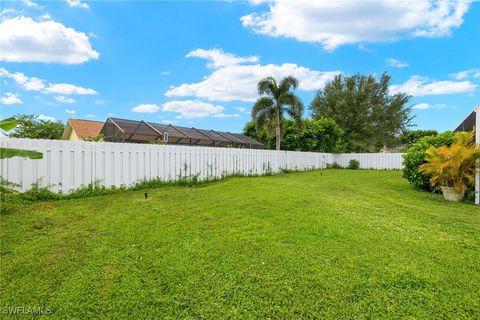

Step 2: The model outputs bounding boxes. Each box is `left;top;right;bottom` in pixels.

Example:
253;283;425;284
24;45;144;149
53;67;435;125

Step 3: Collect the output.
440;186;465;202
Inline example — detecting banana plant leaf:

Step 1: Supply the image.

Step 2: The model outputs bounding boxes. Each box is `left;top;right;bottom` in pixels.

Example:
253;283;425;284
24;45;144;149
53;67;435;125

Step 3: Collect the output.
0;117;18;131
0;148;43;159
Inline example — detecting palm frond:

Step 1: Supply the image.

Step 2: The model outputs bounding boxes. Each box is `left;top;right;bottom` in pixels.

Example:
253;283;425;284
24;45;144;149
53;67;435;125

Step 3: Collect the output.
257;77;277;96
279;75;299;92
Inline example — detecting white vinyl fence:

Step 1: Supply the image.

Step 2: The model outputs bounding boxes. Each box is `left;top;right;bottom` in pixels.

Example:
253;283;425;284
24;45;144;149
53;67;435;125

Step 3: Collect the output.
332;153;404;170
1;138;404;193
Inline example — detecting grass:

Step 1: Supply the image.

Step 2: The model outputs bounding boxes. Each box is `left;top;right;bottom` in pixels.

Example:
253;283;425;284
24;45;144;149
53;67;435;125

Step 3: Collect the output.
1;169;479;319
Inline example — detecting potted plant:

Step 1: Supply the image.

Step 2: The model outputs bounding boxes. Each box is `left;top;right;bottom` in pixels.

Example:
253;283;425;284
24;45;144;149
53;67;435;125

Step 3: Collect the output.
420;130;480;202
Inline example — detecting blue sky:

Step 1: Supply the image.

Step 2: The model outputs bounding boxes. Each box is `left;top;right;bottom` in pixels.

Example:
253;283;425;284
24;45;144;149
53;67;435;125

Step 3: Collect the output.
0;0;479;133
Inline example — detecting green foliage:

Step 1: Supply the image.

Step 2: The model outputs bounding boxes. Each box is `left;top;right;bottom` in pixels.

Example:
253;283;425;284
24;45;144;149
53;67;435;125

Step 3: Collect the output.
0;116;43;193
0;147;43;160
244;118;345;152
82;134;105;142
0;117;18;131
419;130;480;193
252;76;304;150
7;114;65;140
348;159;360;170
329;162;343;169
310;72;412;152
399;130;438;148
402;131;455;191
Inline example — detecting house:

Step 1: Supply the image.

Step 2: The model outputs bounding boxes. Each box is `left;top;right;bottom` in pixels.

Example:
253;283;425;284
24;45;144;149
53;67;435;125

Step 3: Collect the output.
62;119;104;141
455;106;479;205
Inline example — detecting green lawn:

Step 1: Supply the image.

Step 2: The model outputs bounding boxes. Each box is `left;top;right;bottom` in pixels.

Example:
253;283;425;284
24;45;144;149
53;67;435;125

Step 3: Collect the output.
1;170;479;319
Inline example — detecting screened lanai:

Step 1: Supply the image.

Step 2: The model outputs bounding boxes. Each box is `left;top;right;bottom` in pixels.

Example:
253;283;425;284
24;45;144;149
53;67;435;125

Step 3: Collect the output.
100;117;263;149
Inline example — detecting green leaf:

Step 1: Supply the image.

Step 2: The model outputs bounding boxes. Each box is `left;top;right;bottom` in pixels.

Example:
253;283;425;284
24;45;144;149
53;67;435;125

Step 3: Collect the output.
0;148;43;160
0;117;18;131
0;185;19;194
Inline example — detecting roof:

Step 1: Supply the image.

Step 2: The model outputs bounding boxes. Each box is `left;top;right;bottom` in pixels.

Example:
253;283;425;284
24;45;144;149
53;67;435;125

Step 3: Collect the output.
68;119;104;139
100;117;263;148
455;108;477;132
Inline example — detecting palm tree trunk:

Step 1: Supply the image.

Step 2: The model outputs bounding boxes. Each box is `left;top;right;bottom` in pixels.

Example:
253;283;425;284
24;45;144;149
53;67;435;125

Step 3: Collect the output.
275;111;281;150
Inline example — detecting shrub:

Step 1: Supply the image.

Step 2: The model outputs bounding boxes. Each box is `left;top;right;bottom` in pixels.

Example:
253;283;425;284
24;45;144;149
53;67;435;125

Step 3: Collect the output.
402;131;455;191
329;162;343;169
419;130;480;194
348;159;360;170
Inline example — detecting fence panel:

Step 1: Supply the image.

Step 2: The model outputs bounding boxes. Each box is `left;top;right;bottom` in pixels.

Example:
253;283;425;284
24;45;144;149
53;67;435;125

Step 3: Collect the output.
332;153;404;170
0;138;402;193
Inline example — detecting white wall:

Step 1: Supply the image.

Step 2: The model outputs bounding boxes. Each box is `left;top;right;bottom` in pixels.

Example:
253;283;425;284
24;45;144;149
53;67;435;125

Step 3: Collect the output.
0;138;404;193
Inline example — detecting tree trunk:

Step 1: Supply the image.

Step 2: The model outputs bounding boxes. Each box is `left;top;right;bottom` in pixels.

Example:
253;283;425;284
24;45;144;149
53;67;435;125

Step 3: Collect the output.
275;111;281;151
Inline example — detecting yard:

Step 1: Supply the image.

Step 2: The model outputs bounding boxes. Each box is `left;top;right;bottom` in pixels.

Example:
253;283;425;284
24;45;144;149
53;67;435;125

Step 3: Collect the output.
1;170;479;319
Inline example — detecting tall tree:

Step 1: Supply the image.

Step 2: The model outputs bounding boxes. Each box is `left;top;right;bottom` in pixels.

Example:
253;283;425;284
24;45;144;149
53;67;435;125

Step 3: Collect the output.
310;72;413;152
252;76;304;150
8;114;65;140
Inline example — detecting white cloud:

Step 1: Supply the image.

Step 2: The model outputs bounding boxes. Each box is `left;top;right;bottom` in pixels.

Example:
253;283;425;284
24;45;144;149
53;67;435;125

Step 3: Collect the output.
241;0;472;50
0;68;98;97
1;8;16;15
386;58;409;68
132;103;160;113
0;68;46;91
40;13;51;21
412;103;430;109
0;92;22;105
449;68;480;79
236;106;247;112
37;114;56;121
390;75;477;96
45;83;97;95
186;48;259;68
412;103;452;110
213;113;240;118
85;114;96;118
160;71;171;76
65;0;89;9
55;96;76;104
162;100;225;119
22;0;40;8
65;109;76;114
0;16;99;64
160;119;179;124
166;48;340;102
94;99;108;105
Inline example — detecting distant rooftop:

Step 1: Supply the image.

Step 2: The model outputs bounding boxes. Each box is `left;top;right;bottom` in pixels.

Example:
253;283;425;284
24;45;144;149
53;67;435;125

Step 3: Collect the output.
100;117;263;149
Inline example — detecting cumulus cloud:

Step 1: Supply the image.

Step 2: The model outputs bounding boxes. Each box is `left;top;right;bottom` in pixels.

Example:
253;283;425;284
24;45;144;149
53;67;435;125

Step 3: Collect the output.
45;83;97;95
37;114;56;121
55;96;76;104
386;58;409;68
0;92;23;105
166;48;340;102
241;0;472;50
412;103;453;110
449;68;480;79
22;0;40;8
186;48;259;68
132;104;160;113
65;109;76;114
65;0;89;9
213;113;240;118
162;100;228;119
0;16;99;64
390;75;477;96
0;67;97;95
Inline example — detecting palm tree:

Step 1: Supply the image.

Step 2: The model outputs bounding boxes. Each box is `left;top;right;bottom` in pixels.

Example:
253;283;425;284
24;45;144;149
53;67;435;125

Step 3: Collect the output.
252;76;304;150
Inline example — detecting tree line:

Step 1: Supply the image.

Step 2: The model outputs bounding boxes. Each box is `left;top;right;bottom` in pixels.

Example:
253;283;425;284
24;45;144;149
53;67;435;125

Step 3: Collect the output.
245;72;420;153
